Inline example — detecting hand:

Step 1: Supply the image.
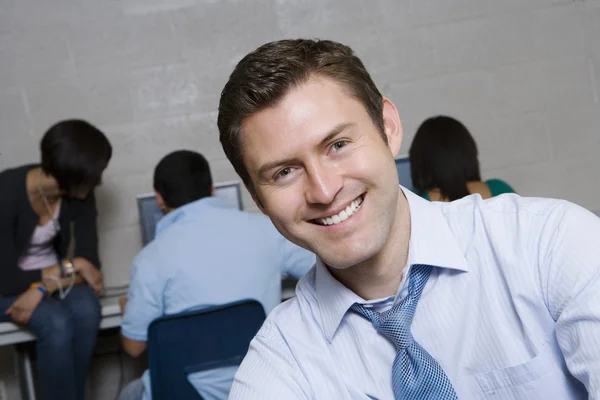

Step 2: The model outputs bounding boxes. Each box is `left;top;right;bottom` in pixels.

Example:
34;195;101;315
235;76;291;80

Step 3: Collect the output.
5;288;44;324
41;264;61;282
76;263;104;294
119;297;128;315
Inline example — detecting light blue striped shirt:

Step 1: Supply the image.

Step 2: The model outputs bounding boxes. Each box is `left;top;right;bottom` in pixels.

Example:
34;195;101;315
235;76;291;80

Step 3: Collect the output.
121;196;316;400
230;188;600;399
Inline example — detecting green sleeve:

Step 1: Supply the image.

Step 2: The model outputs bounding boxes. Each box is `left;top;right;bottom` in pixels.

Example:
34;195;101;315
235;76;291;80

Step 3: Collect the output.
416;190;430;201
486;179;515;196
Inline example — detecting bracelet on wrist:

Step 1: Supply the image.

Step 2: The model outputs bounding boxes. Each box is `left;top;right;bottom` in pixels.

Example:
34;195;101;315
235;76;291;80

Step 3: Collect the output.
30;282;48;296
61;259;75;277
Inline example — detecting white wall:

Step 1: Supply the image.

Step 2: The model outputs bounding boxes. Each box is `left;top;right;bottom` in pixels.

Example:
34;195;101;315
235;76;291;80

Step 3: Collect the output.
1;0;599;398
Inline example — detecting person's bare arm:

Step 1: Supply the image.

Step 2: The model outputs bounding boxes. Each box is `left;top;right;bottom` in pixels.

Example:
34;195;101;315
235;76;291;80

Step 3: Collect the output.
73;257;104;294
120;334;147;358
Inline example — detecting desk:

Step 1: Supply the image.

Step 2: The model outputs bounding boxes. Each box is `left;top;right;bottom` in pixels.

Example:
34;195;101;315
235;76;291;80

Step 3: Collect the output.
0;295;123;347
0;295;124;400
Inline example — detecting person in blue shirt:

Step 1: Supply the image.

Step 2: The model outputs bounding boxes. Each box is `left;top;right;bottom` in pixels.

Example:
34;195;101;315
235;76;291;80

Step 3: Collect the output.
117;150;316;400
216;39;600;399
409;115;515;202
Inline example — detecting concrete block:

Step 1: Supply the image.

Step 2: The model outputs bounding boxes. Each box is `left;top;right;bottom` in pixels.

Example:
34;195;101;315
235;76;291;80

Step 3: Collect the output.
479;112;552;171
532;4;592;58
0;27;74;86
8;0;77;30
489;57;595;114
545;104;600;160
591;7;600;62
391;70;492;140
487;155;600;210
429;13;535;73
410;0;482;25
24;81;92;136
483;0;573;15
210;158;242;184
351;26;437;83
78;69;135;126
276;0;412;37
102;117;193;178
171;0;279;69
130;63;200;120
68;13;180;72
95;173;154;232
186;112;225;161
121;0;197;15
98;224;144;288
0;86;31;139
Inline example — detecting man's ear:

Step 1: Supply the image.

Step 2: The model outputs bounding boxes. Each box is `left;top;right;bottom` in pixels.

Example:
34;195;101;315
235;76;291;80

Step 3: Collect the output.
381;97;403;157
154;191;168;214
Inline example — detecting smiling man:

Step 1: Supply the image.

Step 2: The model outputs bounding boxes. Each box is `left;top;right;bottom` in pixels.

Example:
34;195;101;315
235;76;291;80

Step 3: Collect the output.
217;39;600;399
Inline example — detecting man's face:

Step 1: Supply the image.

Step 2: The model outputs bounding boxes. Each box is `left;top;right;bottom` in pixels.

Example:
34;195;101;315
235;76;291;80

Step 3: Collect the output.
242;77;403;269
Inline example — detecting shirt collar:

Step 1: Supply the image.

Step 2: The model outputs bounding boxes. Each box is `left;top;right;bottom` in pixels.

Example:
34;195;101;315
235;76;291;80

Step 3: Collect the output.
315;186;469;342
155;196;229;236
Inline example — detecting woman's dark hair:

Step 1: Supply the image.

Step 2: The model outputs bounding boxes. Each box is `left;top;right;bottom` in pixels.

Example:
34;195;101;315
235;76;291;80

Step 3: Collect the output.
409;115;481;201
40;119;112;194
153;150;213;209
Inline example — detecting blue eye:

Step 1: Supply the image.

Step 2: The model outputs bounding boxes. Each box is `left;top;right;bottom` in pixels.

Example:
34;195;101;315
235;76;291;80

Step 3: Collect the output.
278;168;292;177
274;167;296;182
331;140;348;151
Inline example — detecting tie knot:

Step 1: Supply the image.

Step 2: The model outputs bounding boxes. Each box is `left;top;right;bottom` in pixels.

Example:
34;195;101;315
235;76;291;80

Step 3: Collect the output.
351;264;434;350
352;302;415;350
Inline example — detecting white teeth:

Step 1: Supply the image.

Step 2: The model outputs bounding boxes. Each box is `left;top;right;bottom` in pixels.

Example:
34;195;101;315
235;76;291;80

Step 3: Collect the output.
318;195;363;226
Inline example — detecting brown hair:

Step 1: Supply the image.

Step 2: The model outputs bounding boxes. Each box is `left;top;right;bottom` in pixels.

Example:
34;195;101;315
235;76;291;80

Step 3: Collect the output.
217;39;386;193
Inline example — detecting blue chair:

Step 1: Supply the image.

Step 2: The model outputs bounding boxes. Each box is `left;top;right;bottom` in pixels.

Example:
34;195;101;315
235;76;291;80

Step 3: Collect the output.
147;299;266;400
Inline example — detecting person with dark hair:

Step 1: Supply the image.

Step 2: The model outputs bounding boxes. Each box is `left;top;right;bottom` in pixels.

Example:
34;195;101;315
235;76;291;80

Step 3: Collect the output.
409;115;514;202
217;39;600;399
152;150;213;212
118;150;315;400
0;119;112;400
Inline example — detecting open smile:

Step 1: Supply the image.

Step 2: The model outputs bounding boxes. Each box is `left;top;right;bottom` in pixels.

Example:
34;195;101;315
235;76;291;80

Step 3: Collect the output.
311;194;364;226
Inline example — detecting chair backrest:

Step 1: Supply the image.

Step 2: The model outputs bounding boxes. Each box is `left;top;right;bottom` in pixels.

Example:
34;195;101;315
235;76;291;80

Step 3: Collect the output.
147;299;266;400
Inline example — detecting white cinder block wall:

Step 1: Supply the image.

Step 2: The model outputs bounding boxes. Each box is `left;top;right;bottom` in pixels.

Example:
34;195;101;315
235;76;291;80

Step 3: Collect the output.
1;0;599;398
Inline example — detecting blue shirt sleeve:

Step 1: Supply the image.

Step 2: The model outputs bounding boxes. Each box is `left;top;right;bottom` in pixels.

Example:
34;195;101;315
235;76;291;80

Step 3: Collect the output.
121;249;166;342
541;202;600;392
275;229;316;280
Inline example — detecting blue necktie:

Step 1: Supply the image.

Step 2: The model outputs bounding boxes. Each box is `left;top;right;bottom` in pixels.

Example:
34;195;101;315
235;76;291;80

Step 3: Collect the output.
353;264;458;400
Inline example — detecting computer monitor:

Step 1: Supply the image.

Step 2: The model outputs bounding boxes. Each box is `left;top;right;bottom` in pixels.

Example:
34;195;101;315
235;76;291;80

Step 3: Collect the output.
395;156;413;191
136;181;244;246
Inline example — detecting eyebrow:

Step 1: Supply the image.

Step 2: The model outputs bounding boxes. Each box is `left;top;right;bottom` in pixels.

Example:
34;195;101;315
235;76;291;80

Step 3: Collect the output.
256;122;357;179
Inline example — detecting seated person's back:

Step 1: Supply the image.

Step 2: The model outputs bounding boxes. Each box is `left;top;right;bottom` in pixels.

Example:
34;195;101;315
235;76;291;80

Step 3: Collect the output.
409;115;514;202
118;150;315;400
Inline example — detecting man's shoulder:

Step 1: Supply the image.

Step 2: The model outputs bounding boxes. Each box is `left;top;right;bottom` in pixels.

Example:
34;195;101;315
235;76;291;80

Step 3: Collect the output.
444;193;575;225
131;239;166;275
442;194;596;253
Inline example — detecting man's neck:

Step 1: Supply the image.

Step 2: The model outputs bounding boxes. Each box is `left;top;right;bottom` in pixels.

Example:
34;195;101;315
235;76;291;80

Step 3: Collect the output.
28;167;61;205
328;191;411;300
